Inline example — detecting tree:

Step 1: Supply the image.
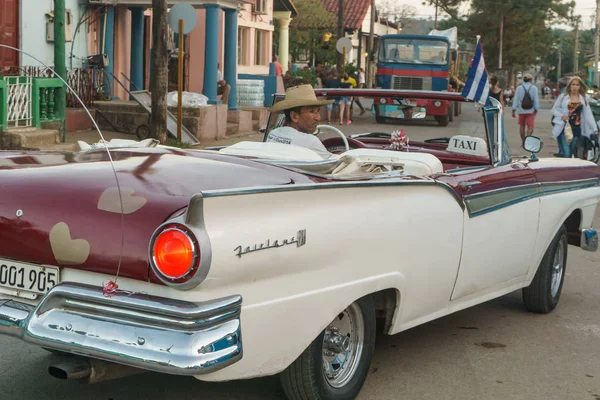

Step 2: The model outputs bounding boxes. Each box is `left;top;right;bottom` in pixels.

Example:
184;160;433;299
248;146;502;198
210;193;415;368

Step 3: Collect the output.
376;1;417;25
440;0;574;86
287;0;337;67
422;0;465;24
150;0;168;143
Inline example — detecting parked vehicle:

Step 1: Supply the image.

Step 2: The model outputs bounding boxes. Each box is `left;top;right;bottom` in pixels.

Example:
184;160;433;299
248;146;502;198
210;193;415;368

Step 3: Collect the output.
0;89;599;400
375;29;462;126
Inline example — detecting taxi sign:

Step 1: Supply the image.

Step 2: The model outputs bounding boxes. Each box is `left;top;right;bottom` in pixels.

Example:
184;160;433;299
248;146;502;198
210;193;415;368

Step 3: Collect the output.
446;135;487;157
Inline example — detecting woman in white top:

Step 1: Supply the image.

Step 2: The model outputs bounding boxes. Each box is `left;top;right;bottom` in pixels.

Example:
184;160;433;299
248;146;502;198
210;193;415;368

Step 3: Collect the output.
551;76;597;158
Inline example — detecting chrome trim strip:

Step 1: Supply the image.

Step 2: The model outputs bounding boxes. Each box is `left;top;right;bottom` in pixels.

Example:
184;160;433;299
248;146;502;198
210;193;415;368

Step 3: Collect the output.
197;179;466;210
581;228;598;252
465;179;600;217
0;283;242;375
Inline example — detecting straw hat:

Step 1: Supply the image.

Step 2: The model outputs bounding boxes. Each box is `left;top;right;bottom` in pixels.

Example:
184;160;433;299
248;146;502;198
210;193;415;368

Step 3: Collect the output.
523;73;533;82
270;84;333;113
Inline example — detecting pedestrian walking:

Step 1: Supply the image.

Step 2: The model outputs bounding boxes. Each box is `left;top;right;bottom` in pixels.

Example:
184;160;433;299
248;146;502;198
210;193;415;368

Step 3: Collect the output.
323;71;341;124
551;77;569;157
489;76;504;107
355;68;367;116
551;76;598;158
512;73;540;144
339;74;354;125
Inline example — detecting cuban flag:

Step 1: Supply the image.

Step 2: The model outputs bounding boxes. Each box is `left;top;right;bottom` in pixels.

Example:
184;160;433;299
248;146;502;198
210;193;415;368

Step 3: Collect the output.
461;36;490;106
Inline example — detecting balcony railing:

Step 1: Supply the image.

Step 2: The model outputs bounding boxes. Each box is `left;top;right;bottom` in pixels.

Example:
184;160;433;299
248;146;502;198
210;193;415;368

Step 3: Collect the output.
32;78;65;128
0;79;6;132
0;77;65;131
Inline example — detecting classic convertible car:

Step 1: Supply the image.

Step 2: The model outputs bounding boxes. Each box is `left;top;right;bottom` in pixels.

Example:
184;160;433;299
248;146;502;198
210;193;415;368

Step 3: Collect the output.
0;89;599;400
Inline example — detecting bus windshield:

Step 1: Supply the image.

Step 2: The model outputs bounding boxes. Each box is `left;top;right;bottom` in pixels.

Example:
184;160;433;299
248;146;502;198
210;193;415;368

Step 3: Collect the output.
379;38;449;66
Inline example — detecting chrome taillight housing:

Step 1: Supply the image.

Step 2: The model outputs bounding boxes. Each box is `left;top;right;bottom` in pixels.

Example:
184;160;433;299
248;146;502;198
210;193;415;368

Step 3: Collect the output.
150;223;202;287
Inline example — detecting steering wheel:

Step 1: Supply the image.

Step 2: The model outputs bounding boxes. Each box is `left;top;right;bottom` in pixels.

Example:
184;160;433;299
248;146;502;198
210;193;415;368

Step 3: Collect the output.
314;124;350;152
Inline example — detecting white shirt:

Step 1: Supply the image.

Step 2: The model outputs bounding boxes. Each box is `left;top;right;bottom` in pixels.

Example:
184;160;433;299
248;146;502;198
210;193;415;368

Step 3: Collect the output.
217;70;223;81
358;72;365;85
266;126;332;159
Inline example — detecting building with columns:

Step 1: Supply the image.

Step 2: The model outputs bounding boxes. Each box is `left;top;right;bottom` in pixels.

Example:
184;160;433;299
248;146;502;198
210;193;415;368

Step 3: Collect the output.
84;0;295;109
273;0;298;75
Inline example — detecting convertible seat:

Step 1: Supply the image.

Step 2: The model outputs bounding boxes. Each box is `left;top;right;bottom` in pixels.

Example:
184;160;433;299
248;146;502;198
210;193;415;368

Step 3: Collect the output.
218;141;326;161
333;148;444;177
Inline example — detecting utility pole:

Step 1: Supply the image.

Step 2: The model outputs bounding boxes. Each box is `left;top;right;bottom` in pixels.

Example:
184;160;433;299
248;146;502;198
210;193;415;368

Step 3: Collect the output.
337;0;345;74
557;41;562;87
150;0;168;143
54;0;66;141
434;0;438;29
367;0;375;88
499;12;504;69
594;0;600;86
573;18;580;73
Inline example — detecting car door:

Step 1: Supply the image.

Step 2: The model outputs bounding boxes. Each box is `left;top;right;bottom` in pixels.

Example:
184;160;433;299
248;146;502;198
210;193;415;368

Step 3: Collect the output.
442;161;540;300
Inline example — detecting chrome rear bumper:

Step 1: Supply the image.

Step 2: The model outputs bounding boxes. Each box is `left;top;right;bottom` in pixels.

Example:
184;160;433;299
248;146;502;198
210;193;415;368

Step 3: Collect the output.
0;283;242;375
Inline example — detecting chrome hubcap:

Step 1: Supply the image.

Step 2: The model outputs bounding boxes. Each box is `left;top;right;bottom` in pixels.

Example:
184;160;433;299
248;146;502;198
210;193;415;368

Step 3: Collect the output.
550;237;566;298
322;303;364;388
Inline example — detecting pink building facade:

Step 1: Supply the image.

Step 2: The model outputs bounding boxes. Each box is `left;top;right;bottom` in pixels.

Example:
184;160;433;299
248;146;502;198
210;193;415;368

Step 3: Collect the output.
86;1;290;106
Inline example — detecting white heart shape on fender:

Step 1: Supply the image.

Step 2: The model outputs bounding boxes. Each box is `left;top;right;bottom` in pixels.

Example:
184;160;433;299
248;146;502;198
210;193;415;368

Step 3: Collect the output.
98;187;147;214
49;222;91;265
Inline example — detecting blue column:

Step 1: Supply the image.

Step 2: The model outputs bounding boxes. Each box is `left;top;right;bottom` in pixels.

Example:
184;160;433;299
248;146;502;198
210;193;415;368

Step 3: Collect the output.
100;7;115;99
130;7;145;96
224;8;238;110
203;4;221;104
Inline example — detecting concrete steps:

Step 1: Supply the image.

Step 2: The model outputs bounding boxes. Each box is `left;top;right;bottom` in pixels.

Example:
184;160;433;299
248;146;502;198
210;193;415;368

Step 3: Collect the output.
226;123;239;136
1;127;60;150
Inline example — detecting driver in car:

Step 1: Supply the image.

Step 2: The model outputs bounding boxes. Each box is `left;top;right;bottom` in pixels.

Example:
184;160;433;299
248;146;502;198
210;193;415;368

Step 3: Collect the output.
266;84;335;159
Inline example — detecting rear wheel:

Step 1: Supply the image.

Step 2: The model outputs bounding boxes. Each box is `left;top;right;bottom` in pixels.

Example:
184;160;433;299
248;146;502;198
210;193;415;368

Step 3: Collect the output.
280;296;376;400
522;226;568;313
448;104;454;122
435;115;449;127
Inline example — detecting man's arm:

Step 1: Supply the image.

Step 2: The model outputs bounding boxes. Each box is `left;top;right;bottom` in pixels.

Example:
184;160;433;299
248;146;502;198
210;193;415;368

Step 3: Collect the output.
513;86;523;114
533;86;540;112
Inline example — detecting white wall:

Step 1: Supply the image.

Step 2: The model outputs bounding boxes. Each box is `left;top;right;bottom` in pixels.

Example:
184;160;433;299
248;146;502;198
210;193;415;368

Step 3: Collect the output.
20;0;88;68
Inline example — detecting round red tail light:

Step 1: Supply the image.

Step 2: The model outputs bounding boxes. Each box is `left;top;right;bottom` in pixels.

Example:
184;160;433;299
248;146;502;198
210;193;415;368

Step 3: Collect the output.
151;224;200;281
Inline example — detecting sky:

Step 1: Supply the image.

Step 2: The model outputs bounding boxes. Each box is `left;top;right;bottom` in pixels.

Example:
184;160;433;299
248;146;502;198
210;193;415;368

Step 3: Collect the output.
397;0;597;30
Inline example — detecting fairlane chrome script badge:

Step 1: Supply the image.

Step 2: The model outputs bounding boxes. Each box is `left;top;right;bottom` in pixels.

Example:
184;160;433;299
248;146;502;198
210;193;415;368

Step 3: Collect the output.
234;230;306;258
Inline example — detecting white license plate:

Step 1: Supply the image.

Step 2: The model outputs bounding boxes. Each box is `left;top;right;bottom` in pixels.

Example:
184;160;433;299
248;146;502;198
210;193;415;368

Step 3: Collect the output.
0;259;59;295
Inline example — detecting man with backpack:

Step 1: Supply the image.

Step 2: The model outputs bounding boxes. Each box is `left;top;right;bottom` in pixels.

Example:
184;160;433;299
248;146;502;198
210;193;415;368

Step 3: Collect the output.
512;73;540;144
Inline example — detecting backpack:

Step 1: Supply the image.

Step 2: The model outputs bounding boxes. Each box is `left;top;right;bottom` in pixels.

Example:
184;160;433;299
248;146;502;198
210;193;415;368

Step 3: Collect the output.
521;85;534;110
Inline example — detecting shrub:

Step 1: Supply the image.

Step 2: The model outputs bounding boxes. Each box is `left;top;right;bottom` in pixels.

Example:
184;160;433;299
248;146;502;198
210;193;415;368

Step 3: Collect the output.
283;68;318;89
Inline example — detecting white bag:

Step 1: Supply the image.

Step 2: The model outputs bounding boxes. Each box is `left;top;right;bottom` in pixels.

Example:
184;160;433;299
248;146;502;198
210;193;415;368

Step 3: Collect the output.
564;122;573;144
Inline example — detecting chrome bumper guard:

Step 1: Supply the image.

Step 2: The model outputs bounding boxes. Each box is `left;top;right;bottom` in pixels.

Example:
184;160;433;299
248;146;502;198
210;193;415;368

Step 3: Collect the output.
581;228;598;252
0;283;242;375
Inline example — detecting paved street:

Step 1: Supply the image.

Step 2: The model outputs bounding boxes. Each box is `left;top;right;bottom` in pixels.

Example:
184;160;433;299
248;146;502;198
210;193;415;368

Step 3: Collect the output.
2;99;600;400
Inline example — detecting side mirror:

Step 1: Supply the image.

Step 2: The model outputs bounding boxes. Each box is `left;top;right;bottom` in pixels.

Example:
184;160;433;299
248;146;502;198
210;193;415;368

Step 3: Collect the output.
523;136;543;161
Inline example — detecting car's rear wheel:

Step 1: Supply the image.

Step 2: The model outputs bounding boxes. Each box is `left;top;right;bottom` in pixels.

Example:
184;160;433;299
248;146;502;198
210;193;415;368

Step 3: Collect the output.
523;225;568;313
280;296;376;400
435;115;449;127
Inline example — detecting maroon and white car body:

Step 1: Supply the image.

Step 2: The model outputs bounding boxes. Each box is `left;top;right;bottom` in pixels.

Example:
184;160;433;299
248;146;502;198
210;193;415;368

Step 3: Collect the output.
0;90;598;400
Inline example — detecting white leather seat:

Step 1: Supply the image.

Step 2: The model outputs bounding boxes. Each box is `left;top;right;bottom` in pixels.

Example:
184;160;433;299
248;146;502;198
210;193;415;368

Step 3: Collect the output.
219;141;326;161
335;148;444;176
